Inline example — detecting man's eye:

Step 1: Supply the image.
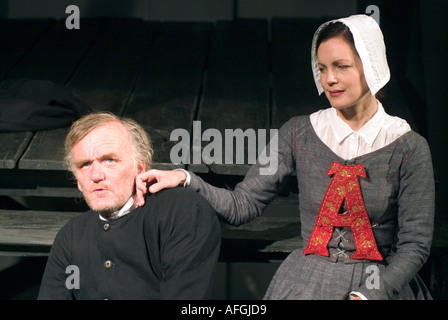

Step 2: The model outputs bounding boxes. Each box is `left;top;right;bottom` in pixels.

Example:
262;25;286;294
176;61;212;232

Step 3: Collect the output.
106;159;115;163
79;162;90;168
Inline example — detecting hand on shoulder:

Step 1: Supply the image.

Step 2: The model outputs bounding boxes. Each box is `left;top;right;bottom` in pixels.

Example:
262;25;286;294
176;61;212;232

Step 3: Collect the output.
135;169;187;206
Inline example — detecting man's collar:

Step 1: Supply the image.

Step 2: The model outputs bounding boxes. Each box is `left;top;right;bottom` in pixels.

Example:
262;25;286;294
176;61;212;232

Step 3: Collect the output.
99;196;137;221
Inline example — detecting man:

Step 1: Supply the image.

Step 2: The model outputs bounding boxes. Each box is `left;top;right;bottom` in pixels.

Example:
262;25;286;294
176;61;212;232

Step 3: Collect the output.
38;112;221;300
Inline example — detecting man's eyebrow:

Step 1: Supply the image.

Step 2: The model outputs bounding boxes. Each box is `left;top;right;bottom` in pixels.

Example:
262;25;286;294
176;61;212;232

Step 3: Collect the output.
100;153;119;160
74;159;90;167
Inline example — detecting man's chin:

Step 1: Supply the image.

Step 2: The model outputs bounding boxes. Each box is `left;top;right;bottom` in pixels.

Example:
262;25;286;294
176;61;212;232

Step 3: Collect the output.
86;200;121;218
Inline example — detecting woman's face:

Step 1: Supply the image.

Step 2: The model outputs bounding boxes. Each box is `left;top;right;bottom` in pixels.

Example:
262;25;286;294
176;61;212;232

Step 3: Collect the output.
317;36;371;110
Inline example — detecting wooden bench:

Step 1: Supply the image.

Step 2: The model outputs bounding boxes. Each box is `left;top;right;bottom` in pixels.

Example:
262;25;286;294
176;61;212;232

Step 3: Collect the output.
0;17;446;298
0;17;300;258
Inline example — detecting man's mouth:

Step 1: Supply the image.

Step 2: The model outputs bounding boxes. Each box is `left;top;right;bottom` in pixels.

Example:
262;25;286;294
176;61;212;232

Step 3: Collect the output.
92;188;109;195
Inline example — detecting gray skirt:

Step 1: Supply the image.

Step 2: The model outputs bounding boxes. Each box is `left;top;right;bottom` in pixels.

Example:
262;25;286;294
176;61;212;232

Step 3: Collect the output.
264;248;431;300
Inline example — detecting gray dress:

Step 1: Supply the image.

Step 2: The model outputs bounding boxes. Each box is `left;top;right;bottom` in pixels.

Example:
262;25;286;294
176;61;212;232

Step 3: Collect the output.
188;115;435;300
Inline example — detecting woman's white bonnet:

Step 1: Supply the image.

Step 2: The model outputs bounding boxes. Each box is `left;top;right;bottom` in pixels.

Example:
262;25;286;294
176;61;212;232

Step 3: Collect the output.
311;14;390;96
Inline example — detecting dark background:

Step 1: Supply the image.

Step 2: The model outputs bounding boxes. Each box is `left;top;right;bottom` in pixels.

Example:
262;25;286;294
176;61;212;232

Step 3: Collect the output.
0;0;446;300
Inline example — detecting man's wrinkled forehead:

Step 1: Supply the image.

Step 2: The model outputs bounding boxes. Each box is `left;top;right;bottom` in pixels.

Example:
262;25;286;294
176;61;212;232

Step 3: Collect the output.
73;121;131;157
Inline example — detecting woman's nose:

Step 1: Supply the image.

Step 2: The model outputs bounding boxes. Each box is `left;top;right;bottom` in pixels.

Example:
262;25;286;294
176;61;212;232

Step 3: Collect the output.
326;69;338;85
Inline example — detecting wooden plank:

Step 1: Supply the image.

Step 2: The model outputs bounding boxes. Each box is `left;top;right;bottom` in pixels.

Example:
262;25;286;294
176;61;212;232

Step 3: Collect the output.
124;22;212;170
0;19;54;170
220;217;300;241
18;127;68;170
0;210;80;247
15;19;159;171
0;132;33;169
271;18;328;129
67;19;160;114
0;168;77;190
0;19;54;80
0;187;80;198
192;19;270;175
0;210;300;257
260;236;303;253
0;208;446;260
0;18;97;172
7;19;102;85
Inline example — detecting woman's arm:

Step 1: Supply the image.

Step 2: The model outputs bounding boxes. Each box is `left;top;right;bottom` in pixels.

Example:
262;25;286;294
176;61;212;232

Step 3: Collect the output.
136;118;298;225
357;135;435;299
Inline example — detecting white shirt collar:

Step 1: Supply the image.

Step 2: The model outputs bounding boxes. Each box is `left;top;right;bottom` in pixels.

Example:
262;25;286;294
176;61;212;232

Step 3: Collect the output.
329;101;386;146
99;196;137;221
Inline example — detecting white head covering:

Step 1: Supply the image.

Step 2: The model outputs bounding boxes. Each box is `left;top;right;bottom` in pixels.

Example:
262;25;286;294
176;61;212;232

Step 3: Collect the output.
311;14;390;96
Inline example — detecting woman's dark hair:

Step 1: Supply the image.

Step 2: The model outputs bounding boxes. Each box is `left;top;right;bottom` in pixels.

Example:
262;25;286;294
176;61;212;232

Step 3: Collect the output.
315;22;355;54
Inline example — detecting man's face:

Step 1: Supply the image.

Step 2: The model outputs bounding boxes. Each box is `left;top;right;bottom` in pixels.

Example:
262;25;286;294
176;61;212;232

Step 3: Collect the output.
72;121;144;217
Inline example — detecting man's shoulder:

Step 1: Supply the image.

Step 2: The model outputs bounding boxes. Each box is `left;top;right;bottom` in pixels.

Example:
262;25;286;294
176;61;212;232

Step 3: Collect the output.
54;210;95;239
150;187;208;204
139;188;220;244
64;210;95;228
144;187;216;221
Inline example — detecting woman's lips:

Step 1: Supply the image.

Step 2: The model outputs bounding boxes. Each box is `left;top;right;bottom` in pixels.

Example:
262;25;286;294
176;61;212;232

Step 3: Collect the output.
329;90;344;97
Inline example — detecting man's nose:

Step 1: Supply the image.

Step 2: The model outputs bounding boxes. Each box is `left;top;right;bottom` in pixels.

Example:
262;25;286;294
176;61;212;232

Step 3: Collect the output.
90;161;105;182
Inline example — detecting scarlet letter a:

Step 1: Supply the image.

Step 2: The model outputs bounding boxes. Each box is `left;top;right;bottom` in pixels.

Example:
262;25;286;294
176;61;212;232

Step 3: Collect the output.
303;162;382;261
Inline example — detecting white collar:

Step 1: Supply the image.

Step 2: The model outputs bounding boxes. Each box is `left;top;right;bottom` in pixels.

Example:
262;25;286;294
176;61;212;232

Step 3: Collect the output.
329;101;386;146
99;196;137;221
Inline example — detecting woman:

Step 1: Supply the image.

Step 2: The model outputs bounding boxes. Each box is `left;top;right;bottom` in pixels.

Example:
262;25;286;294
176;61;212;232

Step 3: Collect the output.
136;14;435;300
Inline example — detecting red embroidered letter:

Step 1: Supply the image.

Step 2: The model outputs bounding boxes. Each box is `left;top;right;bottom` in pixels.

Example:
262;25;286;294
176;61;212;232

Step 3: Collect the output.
303;162;382;261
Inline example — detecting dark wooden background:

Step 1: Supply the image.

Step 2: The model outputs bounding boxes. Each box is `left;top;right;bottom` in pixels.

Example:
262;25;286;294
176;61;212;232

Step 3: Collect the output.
0;4;447;299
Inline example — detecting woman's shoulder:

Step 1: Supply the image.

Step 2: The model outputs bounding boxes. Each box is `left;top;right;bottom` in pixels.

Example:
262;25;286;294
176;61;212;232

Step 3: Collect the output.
279;114;312;133
393;129;432;160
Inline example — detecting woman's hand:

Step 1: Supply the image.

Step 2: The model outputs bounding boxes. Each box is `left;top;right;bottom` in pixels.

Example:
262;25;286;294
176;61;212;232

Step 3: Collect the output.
135;169;187;206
